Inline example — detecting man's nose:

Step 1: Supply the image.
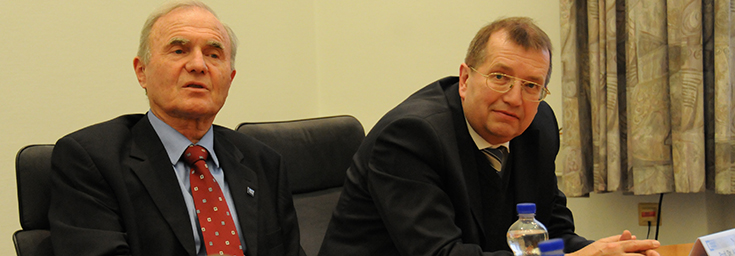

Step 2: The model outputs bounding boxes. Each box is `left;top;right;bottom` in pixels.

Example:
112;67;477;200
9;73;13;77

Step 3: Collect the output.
502;81;524;106
185;51;208;74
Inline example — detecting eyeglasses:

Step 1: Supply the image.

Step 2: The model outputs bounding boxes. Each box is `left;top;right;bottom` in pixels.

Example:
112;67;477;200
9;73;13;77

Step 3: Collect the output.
469;66;550;102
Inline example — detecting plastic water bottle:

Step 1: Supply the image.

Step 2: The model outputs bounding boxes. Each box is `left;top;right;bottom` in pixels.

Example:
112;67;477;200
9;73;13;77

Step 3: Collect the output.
507;203;549;256
538;238;564;256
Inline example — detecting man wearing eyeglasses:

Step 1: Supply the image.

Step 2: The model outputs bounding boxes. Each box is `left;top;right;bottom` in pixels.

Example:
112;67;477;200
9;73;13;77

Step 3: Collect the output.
319;17;661;256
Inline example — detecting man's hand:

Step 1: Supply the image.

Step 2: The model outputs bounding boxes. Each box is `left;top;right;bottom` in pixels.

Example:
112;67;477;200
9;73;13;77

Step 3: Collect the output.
568;230;661;256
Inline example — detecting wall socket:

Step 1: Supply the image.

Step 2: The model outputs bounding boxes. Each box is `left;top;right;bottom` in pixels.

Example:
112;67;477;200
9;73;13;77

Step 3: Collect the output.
638;202;660;226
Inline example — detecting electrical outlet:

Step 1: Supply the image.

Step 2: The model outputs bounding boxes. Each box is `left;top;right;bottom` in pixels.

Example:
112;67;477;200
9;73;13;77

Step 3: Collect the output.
638;203;660;226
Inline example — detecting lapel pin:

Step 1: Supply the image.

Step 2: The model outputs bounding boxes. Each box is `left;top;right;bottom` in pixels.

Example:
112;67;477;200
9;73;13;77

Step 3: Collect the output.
247;187;255;197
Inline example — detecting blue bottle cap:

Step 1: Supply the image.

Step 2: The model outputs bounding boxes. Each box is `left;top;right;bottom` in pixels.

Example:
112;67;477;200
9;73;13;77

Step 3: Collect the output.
517;203;536;214
538;238;564;252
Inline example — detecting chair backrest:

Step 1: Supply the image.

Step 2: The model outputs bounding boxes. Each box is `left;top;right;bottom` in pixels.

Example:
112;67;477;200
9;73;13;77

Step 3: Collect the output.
236;115;364;194
236;115;364;256
14;144;55;256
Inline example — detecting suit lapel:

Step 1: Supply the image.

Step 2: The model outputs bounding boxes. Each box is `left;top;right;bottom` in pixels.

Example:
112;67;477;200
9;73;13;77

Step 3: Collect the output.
509;111;557;222
444;80;489;241
213;130;259;256
128;116;197;256
509;122;544;208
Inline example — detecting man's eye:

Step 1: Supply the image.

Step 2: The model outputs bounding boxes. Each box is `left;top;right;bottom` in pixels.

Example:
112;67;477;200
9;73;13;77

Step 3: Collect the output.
523;82;538;89
489;74;510;84
174;49;184;54
210;54;219;59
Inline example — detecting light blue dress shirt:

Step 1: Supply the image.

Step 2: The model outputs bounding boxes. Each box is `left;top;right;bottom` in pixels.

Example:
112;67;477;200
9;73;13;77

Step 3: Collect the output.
147;112;246;256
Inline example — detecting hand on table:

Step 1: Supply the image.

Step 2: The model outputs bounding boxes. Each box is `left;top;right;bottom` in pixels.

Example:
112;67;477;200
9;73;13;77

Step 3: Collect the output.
568;230;660;256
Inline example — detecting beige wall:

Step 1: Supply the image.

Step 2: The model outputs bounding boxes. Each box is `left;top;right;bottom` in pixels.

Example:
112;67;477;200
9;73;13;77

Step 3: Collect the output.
1;0;730;254
314;0;566;127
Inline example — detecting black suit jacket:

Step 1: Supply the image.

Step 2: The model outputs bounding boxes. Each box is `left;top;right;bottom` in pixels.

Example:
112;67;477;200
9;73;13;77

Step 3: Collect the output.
319;77;591;256
49;114;305;256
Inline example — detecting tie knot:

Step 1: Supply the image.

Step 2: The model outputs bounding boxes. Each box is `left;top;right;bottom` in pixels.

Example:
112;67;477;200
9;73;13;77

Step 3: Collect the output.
481;146;507;176
482;146;507;162
183;145;209;166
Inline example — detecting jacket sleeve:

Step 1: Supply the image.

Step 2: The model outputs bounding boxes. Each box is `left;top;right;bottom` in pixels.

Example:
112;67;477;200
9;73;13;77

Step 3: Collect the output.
48;136;132;256
547;188;594;252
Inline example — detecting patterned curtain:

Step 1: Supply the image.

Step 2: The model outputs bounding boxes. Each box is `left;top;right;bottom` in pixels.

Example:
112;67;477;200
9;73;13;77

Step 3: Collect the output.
559;0;735;196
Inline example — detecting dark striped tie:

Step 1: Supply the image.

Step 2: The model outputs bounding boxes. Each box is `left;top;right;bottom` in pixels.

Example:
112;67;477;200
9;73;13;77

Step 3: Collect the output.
481;146;507;176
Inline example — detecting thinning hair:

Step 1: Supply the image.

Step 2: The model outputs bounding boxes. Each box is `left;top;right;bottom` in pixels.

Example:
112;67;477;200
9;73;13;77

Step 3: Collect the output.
136;1;238;67
465;17;552;85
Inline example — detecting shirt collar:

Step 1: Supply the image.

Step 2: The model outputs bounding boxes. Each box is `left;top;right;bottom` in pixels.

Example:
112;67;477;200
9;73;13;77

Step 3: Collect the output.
464;117;510;152
147;111;219;167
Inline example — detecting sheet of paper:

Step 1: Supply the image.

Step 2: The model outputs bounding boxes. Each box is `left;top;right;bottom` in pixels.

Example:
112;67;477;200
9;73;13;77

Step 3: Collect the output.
690;228;735;256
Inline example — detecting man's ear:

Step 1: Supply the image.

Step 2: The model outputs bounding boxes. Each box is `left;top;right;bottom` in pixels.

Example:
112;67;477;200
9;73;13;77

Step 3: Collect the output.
458;63;471;100
133;57;147;89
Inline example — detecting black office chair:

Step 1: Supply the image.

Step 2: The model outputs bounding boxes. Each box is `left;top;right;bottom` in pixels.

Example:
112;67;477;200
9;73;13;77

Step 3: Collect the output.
236;115;364;256
13;144;55;256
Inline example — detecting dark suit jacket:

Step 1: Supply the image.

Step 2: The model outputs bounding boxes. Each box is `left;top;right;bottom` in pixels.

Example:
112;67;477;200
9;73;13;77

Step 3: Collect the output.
49;114;305;256
319;77;591;256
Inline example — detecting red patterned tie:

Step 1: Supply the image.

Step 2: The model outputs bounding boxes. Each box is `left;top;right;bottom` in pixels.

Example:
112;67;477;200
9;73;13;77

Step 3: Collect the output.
183;145;244;256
